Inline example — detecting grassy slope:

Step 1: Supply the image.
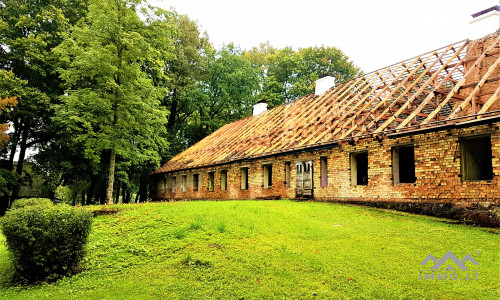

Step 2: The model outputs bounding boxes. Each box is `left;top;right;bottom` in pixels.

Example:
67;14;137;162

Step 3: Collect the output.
0;200;498;299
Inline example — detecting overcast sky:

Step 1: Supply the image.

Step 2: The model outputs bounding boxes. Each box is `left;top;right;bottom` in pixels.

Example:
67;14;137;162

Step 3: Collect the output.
151;0;500;73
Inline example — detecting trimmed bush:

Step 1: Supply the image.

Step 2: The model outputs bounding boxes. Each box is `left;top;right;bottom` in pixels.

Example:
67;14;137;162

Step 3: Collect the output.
1;204;93;283
10;198;54;210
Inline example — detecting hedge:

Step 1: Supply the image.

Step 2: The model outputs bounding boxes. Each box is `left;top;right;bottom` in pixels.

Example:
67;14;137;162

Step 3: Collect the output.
1;202;93;283
10;198;54;210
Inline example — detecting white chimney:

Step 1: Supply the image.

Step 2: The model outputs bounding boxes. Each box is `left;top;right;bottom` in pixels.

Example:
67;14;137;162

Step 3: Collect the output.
315;76;336;96
468;5;500;39
253;100;268;116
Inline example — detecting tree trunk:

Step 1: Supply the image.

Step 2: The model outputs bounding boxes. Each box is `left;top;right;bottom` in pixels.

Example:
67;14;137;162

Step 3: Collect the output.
167;90;178;130
126;189;131;204
138;174;148;203
8;119;20;171
121;184;127;204
106;147;116;205
87;177;96;205
115;181;121;204
15;128;28;175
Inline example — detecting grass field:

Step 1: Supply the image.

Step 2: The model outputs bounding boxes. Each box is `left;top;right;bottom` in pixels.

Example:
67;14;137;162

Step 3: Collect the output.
0;200;498;299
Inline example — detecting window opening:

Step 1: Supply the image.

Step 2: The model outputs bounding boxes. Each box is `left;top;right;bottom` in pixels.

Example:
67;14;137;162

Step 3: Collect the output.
392;145;416;184
241;167;249;190
220;170;228;191
320;157;328;187
208;172;215;192
462;135;493;181
351;152;368;185
263;164;272;188
193;174;199;191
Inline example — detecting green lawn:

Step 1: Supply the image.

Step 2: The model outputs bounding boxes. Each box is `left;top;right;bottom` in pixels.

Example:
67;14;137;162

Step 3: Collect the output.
0;200;498;299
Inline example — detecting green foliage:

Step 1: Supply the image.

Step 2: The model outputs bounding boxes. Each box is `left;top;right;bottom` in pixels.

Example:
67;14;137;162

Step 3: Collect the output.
1;204;93;283
9;198;53;210
0;0;88;182
215;221;227;233
184;45;260;144
55;186;73;204
53;0;176;203
0;169;20;196
246;45;362;106
171;227;187;239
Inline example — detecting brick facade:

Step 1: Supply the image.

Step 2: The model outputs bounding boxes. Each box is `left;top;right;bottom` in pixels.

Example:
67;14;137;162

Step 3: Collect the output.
152;122;500;205
151;32;500;225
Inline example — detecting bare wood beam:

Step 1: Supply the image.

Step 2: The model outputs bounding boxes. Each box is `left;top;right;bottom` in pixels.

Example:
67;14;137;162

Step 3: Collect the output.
448;52;500;119
373;43;466;133
423;35;500;124
477;83;500;114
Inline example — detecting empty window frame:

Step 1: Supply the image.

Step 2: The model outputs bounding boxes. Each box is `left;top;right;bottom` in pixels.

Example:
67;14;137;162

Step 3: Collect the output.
193;174;199;191
320;156;328;187
240;167;249;190
461;135;493;181
351;151;368;186
182;175;187;192
263;164;272;188
220;170;228;191
163;176;167;191
172;176;177;193
285;162;291;188
208;172;215;192
392;145;416;184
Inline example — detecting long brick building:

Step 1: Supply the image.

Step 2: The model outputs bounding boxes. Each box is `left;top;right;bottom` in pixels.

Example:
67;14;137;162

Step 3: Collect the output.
151;31;500;225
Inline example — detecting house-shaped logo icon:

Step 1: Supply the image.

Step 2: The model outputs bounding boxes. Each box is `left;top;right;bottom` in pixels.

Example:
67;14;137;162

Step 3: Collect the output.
420;251;479;270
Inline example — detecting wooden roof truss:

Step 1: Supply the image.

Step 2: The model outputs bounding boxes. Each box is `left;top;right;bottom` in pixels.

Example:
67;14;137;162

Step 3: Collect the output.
155;36;500;173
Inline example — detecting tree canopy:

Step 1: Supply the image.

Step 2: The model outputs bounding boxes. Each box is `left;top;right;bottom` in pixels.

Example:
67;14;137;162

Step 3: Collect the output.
53;0;175;204
246;45;362;107
0;0;361;208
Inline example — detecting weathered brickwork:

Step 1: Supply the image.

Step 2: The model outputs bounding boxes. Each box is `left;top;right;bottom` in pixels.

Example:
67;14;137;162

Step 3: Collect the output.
153;122;499;204
151;32;500;226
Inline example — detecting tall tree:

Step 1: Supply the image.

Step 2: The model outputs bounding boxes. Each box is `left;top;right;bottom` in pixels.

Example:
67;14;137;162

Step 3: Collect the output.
0;0;88;176
185;45;260;144
246;45;362;106
159;13;209;158
54;0;175;204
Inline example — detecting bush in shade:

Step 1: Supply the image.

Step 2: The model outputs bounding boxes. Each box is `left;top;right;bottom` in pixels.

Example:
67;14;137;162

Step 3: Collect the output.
1;203;93;283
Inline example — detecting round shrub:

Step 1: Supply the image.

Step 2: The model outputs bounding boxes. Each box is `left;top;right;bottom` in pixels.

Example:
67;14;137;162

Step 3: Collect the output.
10;198;54;210
1;204;93;283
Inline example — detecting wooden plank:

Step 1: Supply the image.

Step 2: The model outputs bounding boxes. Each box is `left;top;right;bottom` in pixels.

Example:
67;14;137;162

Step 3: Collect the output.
395;43;470;129
477;83;500;114
375;42;468;133
318;62;407;140
338;55;431;139
354;45;455;137
447;53;500;119
297;69;383;146
423;35;500;124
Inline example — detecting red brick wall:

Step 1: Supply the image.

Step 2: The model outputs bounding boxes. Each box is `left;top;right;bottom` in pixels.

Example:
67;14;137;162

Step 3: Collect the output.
152;122;500;205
